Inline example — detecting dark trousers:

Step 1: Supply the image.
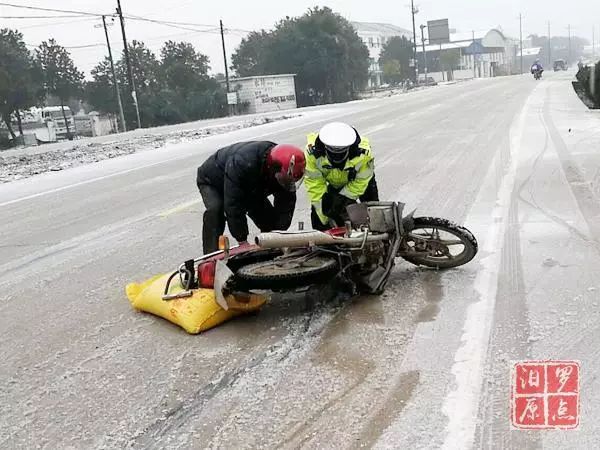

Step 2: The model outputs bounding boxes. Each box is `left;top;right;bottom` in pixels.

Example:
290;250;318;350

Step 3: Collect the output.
198;184;225;254
198;184;295;254
311;176;380;231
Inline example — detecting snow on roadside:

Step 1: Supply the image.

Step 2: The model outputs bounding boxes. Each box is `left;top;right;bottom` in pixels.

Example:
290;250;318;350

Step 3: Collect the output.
0;114;298;184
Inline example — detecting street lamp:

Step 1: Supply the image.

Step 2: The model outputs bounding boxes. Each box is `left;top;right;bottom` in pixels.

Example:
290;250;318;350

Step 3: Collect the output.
420;24;428;82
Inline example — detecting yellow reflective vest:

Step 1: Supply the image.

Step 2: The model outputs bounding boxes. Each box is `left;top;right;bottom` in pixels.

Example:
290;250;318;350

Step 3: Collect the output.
304;132;375;225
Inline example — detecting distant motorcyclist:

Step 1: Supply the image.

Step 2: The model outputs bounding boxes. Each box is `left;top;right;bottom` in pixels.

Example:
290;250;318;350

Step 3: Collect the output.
304;122;379;231
531;60;544;74
196;142;305;254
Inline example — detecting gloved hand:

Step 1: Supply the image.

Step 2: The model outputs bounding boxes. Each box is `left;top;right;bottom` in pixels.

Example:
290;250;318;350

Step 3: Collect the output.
322;187;352;218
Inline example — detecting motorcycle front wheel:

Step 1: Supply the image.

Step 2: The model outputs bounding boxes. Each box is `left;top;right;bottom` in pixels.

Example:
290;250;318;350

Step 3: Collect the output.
399;217;478;269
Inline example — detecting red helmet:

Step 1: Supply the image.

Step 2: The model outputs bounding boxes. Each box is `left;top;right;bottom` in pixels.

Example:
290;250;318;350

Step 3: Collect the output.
267;144;306;192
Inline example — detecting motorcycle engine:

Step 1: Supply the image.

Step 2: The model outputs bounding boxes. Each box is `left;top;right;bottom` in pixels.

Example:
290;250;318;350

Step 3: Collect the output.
360;241;386;268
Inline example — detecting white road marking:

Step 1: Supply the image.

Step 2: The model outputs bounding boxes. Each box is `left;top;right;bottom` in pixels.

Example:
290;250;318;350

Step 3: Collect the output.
0;103;385;208
362;122;394;136
440;87;534;449
158;199;201;217
0;156;190;208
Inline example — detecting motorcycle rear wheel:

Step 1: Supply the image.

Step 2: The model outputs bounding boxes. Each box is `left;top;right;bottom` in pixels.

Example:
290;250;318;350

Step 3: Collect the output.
235;254;339;290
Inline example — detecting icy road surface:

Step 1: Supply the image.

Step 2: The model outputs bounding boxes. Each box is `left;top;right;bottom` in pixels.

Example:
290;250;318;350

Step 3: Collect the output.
1;71;599;449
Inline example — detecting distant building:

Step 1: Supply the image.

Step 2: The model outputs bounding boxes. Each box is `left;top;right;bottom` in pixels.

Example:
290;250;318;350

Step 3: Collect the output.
416;28;516;81
227;74;297;114
351;22;412;87
520;47;543;70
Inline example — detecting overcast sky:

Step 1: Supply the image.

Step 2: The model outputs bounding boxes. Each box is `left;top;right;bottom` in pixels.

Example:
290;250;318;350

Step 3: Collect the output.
2;0;599;77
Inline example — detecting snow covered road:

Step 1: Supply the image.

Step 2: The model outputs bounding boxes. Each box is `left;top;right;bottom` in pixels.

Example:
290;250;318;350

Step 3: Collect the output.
1;71;599;449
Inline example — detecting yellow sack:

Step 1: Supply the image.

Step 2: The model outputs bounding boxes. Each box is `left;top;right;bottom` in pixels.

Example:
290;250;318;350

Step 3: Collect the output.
125;273;267;334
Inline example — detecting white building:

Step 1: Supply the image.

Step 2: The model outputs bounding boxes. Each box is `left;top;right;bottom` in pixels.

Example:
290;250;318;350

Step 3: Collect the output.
228;74;297;114
351;22;412;87
416;28;515;81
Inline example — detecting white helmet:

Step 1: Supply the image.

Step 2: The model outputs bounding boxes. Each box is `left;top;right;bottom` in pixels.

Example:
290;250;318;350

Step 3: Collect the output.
318;122;357;165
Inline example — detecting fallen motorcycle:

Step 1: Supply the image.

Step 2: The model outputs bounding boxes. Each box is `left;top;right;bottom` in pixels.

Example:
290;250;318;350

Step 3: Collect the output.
126;202;478;332
218;201;477;302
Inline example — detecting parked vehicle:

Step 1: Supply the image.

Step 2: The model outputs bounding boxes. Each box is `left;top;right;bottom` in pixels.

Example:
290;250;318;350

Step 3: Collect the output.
553;59;568;71
419;76;438;86
41;106;75;138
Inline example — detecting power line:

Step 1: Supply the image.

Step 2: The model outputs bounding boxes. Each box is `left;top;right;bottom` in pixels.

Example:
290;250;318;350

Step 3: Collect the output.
20;17;98;30
0;14;86;19
123;14;216;29
65;43;105;49
123;15;220;34
228;28;253;34
23;28;231;55
0;2;105;17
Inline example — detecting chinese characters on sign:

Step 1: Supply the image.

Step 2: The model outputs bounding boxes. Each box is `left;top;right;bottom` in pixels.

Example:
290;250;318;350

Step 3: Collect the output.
511;360;580;429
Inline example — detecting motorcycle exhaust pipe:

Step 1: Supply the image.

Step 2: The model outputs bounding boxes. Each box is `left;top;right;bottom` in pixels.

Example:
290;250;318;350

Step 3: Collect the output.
255;231;389;248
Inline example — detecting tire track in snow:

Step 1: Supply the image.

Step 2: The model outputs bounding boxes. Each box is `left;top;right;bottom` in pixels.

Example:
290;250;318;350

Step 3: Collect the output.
440;83;535;450
543;90;600;242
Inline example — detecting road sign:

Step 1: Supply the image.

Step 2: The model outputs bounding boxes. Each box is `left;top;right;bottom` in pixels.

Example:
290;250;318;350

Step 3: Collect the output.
427;19;450;45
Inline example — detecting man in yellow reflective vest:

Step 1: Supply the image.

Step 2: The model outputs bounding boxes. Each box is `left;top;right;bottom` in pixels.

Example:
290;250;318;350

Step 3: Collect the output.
305;122;379;230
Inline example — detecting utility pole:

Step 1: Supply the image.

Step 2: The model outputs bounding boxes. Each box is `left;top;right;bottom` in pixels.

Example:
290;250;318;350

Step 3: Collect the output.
593;26;596;61
101;15;126;132
567;24;572;64
220;19;231;115
547;21;552;66
116;0;141;129
220;20;230;93
519;13;523;75
420;24;428;80
472;30;477;78
410;0;418;84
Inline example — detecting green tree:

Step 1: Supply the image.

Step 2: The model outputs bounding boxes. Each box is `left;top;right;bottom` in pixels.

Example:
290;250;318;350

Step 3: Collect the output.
379;36;413;81
35;39;83;139
85;40;226;127
123;40;161;127
159;41;217;122
0;29;43;140
231;7;369;105
382;60;403;85
231;30;274;77
440;48;460;80
85;57;120;115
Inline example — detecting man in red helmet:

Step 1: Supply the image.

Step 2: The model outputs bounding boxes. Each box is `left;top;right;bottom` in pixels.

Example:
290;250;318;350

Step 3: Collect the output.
196;141;306;254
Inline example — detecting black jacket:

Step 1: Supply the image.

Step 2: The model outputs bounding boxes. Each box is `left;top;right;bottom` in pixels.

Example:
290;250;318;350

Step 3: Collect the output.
197;141;296;241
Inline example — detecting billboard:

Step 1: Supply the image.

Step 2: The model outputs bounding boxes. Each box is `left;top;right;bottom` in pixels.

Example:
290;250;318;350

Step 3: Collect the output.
427;19;450;45
227;92;238;105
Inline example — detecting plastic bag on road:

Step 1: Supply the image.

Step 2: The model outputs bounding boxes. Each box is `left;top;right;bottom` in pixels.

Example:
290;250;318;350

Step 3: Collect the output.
125;273;266;334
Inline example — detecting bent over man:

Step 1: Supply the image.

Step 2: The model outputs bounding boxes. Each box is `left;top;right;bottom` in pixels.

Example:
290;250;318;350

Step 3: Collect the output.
197;141;305;254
